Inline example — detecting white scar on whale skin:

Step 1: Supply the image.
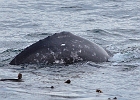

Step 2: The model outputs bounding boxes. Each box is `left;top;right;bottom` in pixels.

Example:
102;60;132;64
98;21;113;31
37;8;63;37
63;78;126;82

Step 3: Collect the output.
61;44;65;46
78;49;81;53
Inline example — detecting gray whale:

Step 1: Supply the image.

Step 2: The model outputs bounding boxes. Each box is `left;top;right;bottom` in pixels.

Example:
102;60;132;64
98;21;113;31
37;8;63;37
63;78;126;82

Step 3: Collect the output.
10;32;111;65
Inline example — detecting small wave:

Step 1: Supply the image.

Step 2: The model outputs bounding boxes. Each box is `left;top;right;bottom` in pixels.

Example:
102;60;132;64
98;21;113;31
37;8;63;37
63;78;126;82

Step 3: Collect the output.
1;49;22;54
109;53;129;62
60;6;84;12
109;46;140;63
17;23;40;28
0;49;23;65
61;6;82;9
121;64;138;71
86;29;115;40
86;29;114;45
59;3;90;12
26;32;51;37
87;29;109;35
112;29;140;38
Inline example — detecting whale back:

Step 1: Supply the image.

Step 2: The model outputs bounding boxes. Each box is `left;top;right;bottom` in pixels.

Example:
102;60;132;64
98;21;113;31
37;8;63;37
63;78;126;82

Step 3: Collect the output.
10;32;110;65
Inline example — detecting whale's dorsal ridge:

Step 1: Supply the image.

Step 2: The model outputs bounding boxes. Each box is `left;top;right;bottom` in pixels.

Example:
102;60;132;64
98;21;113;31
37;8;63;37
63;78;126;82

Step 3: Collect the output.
52;31;74;38
10;31;111;65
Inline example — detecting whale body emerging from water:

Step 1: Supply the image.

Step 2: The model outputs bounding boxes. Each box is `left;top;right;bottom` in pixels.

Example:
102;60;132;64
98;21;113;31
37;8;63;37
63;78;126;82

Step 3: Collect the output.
10;32;111;65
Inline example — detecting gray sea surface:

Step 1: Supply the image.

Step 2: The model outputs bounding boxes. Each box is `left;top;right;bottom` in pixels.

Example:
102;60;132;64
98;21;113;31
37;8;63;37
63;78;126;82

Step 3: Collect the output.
0;0;140;100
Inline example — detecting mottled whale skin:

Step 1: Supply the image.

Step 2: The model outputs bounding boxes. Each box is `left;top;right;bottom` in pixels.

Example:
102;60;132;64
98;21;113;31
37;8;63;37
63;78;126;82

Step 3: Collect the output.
10;32;110;65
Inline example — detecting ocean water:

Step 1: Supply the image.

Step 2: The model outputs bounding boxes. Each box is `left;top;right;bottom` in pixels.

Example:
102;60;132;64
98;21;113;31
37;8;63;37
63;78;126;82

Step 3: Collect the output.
0;0;140;100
